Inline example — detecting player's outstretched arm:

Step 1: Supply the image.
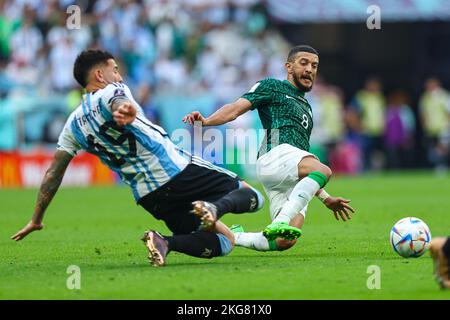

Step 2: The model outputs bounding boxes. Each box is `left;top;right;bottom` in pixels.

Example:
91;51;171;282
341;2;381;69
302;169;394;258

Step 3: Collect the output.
316;189;355;222
11;150;73;241
182;98;253;127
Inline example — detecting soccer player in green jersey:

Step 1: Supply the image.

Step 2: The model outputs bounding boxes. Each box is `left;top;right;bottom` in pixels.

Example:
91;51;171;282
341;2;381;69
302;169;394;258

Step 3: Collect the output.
183;45;355;252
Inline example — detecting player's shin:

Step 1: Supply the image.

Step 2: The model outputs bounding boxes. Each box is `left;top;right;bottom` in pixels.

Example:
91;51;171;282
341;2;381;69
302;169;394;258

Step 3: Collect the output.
164;231;230;258
212;184;264;218
274;171;327;223
234;232;278;251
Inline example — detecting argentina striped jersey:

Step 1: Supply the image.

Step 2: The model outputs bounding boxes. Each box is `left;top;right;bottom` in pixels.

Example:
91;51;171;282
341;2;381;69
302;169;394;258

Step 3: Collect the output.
57;82;192;201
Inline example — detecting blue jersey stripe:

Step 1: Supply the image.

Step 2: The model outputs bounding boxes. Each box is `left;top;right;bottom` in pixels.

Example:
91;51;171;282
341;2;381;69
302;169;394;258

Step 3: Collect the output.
81;94;155;196
129;126;182;178
70;119;117;169
85;94;157;193
70;120;89;149
89;94;161;193
103;99;186;181
122;171;140;200
78;96;124;168
94;96;162;194
84;95;154;196
98;99;113;121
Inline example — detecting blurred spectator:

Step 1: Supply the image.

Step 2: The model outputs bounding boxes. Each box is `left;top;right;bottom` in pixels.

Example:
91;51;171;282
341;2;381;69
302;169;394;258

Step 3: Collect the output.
309;77;345;165
121;9;157;85
49;35;78;92
0;59;14;95
1;0;287;103
384;91;416;170
136;83;160;125
5;0;441;178
7;5;43;87
66;86;83;112
42;111;66;143
9;5;42;67
419;77;450;173
230;0;260;23
329;140;362;175
46;10;92;53
350;76;386;171
0;0;22;61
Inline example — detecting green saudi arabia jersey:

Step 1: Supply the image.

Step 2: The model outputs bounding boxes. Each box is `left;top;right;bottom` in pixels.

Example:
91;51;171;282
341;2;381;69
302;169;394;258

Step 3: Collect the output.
241;78;314;157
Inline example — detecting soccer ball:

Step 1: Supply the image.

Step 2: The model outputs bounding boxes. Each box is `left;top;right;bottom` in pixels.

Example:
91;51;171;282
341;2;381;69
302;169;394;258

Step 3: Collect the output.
390;217;431;258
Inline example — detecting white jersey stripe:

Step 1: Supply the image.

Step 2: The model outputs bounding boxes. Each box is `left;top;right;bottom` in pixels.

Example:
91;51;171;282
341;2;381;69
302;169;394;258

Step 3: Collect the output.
191;156;238;178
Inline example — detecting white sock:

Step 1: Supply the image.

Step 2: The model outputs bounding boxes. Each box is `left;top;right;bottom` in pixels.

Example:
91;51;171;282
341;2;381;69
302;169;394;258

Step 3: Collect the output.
273;177;320;224
234;232;274;251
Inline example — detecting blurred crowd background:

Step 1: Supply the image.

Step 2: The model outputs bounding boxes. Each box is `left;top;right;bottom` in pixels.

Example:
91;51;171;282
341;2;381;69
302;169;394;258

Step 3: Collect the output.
1;0;450;182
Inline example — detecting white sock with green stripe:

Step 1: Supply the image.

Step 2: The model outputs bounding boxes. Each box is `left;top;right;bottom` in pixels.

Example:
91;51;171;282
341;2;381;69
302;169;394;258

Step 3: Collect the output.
234;232;278;251
273;171;328;224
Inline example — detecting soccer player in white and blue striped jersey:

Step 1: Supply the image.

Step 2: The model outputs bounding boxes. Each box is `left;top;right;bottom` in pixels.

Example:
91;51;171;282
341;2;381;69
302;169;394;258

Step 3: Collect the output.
11;50;264;267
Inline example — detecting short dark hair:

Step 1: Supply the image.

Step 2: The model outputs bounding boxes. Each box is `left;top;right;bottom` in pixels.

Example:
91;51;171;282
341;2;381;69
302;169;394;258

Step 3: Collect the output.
287;45;319;62
73;49;114;88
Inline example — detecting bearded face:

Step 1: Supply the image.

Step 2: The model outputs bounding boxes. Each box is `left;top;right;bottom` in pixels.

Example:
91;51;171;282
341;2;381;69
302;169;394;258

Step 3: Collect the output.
286;52;319;92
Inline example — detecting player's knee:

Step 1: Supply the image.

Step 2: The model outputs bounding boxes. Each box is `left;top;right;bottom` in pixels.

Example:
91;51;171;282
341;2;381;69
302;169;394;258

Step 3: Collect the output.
319;164;332;180
300;158;332;182
228;233;235;247
306;164;332;189
252;188;265;211
311;163;332;180
276;238;297;251
239;181;265;212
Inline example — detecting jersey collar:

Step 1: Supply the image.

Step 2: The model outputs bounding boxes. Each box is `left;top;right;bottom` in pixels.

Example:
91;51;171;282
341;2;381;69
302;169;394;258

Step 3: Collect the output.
283;80;306;97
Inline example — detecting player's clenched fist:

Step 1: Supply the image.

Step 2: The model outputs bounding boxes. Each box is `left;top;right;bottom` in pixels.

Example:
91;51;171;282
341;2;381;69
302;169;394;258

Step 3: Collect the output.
113;103;136;126
182;111;206;125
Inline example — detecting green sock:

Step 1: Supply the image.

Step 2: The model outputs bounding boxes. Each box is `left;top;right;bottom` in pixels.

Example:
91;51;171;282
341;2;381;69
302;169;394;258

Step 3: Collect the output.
269;240;278;251
308;171;328;188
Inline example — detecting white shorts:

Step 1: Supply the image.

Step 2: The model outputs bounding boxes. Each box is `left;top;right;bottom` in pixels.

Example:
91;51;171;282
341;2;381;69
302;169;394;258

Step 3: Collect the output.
256;144;318;220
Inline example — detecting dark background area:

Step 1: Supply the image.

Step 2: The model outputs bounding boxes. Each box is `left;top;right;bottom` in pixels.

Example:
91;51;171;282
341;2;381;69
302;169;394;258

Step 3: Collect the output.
276;21;450;168
278;21;450;105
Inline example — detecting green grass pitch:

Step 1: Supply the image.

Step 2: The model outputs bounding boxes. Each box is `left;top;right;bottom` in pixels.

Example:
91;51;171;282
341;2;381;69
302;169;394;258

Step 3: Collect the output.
1;172;449;299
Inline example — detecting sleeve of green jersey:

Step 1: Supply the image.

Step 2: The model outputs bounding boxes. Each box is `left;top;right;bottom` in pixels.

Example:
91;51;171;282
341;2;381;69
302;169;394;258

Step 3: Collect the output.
241;79;273;110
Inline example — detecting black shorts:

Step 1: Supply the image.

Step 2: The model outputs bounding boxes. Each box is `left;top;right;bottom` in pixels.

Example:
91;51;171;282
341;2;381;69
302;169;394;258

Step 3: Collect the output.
138;164;240;235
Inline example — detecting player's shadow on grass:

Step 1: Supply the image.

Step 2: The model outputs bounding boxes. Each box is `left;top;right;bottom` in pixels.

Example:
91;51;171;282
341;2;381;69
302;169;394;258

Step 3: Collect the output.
89;261;230;270
230;253;304;259
230;251;381;259
164;261;230;268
